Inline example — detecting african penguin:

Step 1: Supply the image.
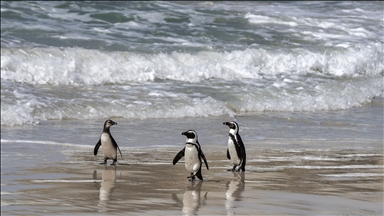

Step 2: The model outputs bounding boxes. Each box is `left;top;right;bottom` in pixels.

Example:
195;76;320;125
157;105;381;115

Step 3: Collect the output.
223;121;246;172
94;119;122;166
173;130;209;182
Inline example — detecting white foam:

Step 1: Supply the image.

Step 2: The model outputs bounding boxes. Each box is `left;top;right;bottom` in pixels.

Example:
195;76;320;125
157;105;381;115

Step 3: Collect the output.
154;189;180;191
319;173;384;178
248;156;349;162
2;45;382;85
245;13;298;27
340;154;383;157
1;43;383;125
135;162;171;165
32;179;101;183
0;139;92;148
31;179;131;183
251;165;384;172
289;165;383;169
1;191;21;195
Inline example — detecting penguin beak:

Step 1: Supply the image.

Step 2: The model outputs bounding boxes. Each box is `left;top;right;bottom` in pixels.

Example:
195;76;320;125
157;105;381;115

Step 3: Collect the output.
108;120;117;125
224;122;235;129
181;131;187;136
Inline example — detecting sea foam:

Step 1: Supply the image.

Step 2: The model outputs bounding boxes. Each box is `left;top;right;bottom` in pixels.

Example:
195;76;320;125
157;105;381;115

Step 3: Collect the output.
1;44;383;126
1;44;382;85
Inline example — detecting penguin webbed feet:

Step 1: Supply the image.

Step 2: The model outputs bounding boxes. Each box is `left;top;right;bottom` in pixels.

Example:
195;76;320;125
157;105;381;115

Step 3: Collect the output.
99;160;107;165
227;165;240;172
110;159;117;166
187;174;196;182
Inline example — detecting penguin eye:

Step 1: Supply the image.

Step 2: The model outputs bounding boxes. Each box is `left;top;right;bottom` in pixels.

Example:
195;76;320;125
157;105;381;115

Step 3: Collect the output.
106;120;114;126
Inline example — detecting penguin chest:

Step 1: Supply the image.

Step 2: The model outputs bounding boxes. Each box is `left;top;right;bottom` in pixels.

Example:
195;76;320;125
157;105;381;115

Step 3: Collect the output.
101;133;116;159
228;137;240;165
184;145;201;173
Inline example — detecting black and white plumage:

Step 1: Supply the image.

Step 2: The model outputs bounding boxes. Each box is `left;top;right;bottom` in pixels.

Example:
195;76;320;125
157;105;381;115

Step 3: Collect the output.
173;130;209;182
223;121;246;172
94;119;122;166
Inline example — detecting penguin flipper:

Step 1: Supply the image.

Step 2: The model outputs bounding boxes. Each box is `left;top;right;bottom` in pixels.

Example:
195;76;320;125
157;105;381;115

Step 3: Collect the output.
196;168;203;181
173;148;185;165
227;148;231;160
110;136;122;157
117;144;123;157
237;134;246;171
200;150;209;170
94;140;101;156
240;144;246;171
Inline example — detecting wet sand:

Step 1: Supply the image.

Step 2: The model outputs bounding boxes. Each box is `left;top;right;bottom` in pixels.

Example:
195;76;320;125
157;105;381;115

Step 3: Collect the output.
2;99;383;215
1;140;383;215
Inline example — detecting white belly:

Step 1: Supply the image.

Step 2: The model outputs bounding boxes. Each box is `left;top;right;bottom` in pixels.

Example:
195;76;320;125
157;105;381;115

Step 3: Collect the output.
101;133;116;159
184;145;200;173
228;138;240;165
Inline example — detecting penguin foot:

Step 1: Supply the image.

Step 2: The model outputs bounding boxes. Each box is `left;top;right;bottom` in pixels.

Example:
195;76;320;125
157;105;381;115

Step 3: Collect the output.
227;166;237;172
110;160;117;166
187;175;196;182
229;165;240;172
99;160;107;165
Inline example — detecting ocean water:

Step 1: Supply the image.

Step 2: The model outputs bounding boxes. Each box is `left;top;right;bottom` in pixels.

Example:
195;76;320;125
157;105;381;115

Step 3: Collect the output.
1;1;383;126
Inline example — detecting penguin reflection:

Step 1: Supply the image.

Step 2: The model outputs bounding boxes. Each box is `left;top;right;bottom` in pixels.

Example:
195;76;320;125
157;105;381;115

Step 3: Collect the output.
93;166;117;212
225;172;245;215
172;181;208;216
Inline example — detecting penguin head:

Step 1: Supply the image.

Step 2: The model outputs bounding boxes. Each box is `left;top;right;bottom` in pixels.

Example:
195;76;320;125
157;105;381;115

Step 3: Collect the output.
223;121;239;134
182;130;198;143
104;119;117;129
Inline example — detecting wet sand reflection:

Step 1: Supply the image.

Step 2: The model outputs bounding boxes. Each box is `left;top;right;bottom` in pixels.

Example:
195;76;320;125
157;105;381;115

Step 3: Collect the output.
225;172;245;215
172;181;208;215
93;166;116;213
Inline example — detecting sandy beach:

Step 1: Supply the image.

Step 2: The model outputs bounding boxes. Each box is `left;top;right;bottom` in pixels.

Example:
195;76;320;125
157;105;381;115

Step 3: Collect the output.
1;131;383;215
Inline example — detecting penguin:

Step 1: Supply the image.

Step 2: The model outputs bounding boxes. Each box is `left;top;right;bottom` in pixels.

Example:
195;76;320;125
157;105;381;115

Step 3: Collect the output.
223;121;246;172
173;130;209;182
94;119;122;166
